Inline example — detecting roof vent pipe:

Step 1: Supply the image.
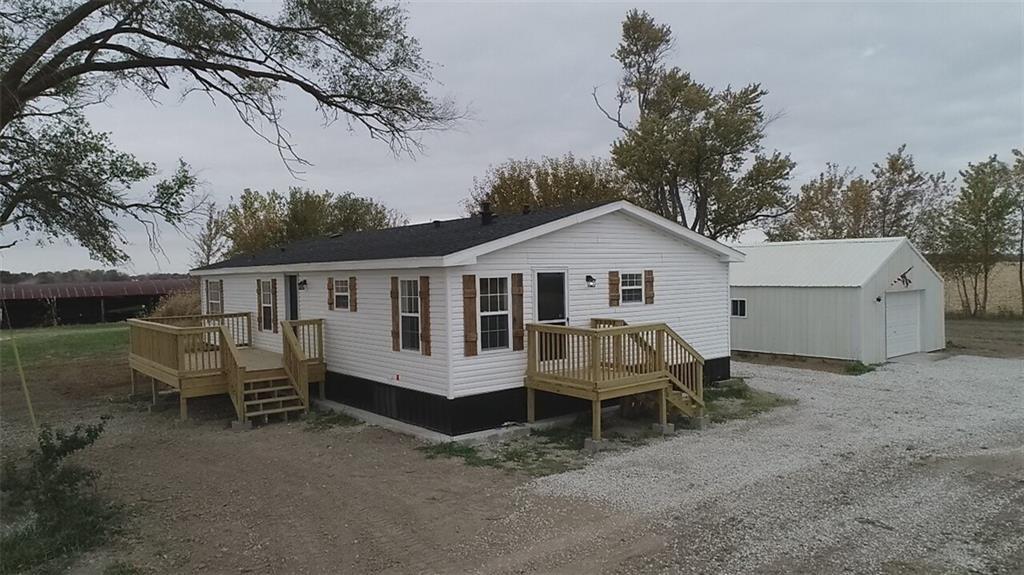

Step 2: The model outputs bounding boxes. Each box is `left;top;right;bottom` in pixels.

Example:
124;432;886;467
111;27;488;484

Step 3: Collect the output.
433;220;441;228
480;202;495;226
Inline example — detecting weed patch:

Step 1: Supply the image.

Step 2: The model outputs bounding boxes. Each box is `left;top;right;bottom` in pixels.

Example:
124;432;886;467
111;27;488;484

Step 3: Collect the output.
703;379;796;423
0;421;120;575
418;442;499;468
103;560;144;575
304;409;361;432
845;361;878;375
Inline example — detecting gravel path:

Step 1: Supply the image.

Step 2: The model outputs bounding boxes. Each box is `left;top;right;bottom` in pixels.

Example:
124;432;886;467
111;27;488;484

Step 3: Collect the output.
532;355;1024;574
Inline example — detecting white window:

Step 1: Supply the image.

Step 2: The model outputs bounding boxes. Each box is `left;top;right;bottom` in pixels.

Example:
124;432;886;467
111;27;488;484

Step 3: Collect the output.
333;278;349;309
479;277;509;351
208;281;222;314
620;272;643;304
731;299;747;318
260;280;273;331
399;279;420;351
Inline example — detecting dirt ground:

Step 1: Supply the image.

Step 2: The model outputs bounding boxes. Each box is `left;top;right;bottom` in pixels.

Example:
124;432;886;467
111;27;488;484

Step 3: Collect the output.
946;317;1023;358
1;323;1021;574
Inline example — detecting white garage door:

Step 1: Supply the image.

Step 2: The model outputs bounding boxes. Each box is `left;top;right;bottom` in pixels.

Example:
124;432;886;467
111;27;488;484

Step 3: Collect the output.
886;291;921;358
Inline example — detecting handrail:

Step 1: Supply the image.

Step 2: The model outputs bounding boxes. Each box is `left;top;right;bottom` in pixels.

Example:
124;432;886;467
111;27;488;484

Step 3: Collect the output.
219;326;245;420
281;322;310;409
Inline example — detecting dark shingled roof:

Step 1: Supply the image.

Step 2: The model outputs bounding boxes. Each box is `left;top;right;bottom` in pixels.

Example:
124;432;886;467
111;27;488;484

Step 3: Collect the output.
195;202;613;271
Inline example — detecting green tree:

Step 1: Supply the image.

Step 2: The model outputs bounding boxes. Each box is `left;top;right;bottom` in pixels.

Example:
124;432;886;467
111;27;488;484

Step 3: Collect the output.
463;154;636;215
1;0;457;264
768;165;872;241
1011;149;1024;315
188;202;229;268
772;146;951;242
598;10;795;240
223;188;404;256
930;156;1016;316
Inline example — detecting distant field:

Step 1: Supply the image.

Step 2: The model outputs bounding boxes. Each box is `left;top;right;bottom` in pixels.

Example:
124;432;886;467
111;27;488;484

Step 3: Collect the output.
0;323;128;366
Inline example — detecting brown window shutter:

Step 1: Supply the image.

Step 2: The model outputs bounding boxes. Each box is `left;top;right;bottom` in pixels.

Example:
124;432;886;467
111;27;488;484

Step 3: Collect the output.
419;276;431;356
327;277;335;310
511;273;524;351
256;279;263;331
205;280;211;314
218;280;224;310
390;276;400;351
462;274;478;357
608;271;620;307
349;276;357;312
644;269;655;304
271;278;279;333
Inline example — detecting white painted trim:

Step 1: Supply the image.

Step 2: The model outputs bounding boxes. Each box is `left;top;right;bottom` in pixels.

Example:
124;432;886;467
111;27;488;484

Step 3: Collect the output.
191;201;744;277
618;270;645;305
477;274;513;353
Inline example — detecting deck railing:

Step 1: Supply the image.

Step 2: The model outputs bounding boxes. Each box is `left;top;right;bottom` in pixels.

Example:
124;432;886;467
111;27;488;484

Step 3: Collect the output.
526;321;704;400
284;319;324;362
147;312;252;347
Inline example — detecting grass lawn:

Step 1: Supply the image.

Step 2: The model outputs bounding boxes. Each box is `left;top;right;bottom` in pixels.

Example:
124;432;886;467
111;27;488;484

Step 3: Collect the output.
1;323;129;368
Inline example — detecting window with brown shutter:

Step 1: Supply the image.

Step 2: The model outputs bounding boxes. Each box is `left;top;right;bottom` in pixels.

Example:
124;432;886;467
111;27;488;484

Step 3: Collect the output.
256;279;264;330
419;276;431;356
462;274;478;356
349;276;358;312
390;276;400;351
644;269;655;304
608;271;620;307
206;280;222;314
327;277;335;310
511;273;524;351
270;278;279;333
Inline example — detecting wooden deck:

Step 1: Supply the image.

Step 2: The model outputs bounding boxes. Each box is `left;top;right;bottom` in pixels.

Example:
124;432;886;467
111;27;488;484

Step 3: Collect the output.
525;318;705;440
128;313;325;422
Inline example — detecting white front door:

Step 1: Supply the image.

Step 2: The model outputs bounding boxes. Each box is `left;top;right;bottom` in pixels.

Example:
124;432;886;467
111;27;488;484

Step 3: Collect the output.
885;291;921;358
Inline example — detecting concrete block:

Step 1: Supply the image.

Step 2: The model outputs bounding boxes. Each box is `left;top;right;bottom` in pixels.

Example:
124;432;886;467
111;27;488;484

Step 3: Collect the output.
651;422;675;435
583;438;613;453
230;419;253;431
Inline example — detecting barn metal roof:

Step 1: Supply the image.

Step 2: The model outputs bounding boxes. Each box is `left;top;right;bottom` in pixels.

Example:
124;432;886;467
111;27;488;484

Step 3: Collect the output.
730;238;906;287
0;279;195;301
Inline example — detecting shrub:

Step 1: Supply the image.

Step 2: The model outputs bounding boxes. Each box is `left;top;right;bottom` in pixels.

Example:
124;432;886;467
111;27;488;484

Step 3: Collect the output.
845;361;877;375
148;288;200;318
0;420;120;574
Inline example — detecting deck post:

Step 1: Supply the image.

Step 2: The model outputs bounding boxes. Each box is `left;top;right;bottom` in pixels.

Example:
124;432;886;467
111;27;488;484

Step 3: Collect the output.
179;396;188;421
591;398;601;441
526;387;536;423
150;376;157;405
658;387;668;426
129;368;136;397
318;379;326;401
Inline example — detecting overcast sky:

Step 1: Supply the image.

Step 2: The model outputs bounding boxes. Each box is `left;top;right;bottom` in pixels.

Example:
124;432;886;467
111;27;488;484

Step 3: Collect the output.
3;1;1021;274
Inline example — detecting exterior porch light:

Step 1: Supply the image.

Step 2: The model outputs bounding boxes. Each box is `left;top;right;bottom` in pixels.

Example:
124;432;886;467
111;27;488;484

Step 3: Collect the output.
585;275;597;288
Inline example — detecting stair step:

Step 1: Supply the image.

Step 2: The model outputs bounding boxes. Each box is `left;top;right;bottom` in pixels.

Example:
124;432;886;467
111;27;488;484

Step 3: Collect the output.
245;375;288;385
245;404;306;419
245;395;301;408
243;384;293;396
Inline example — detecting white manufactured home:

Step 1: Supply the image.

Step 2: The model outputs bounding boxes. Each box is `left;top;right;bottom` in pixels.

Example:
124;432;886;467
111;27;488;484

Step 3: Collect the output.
181;201;743;436
729;237;945;364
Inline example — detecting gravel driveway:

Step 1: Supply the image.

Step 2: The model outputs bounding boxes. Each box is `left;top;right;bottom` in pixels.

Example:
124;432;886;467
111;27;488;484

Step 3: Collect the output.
531;355;1024;574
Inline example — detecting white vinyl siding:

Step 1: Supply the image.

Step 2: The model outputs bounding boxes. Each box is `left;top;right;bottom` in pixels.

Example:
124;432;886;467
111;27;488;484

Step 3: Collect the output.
449;211;731;398
199;273;285;352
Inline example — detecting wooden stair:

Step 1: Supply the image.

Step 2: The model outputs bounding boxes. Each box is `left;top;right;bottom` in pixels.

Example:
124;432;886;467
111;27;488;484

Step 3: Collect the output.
241;376;306;423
